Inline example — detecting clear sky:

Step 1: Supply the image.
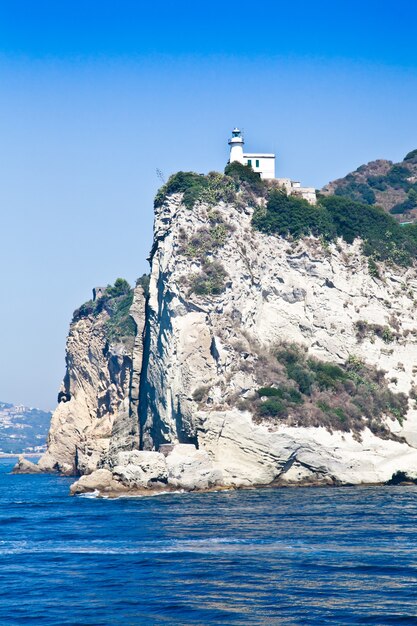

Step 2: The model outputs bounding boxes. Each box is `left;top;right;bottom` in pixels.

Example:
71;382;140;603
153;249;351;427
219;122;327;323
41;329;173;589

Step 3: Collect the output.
1;0;417;409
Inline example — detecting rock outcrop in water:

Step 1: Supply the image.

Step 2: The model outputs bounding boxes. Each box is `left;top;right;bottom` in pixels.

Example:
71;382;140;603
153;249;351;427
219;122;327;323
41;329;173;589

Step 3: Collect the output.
17;168;417;493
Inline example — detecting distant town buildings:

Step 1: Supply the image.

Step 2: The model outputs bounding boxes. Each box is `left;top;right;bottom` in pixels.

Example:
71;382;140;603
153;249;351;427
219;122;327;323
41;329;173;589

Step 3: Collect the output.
228;128;316;204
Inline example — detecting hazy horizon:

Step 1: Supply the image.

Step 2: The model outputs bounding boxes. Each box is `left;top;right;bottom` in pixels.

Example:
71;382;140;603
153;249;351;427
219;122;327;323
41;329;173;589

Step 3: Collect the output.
1;0;417;408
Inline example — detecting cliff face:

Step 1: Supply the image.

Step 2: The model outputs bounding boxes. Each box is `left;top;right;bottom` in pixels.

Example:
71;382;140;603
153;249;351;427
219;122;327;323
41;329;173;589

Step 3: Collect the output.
34;174;417;488
139;192;417;486
38;285;146;475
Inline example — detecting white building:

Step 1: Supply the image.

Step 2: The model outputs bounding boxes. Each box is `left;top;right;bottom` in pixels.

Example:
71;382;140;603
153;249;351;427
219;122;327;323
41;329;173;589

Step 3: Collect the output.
228;128;275;180
228;128;316;204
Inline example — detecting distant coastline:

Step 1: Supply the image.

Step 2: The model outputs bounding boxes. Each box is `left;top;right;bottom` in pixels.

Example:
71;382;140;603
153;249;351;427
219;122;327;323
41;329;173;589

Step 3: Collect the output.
0;453;41;459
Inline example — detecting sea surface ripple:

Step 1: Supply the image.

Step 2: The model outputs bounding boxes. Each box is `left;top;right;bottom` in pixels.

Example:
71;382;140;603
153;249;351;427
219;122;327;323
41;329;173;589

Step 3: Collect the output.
1;458;417;625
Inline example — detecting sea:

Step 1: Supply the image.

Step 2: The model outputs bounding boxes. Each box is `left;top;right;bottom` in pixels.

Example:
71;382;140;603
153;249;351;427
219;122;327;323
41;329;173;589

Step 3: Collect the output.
1;457;417;625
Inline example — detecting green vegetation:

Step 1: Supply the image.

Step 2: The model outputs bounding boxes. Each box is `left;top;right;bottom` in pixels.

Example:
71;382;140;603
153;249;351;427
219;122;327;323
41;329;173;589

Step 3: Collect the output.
189;260;228;296
224;161;267;196
252;189;334;239
72;278;136;343
368;164;417;205
334;176;376;205
179;210;234;260
136;273;150;298
384;164;411;190
252;192;417;267
354;320;397;343
154;170;236;209
335;162;416;202
153;166;417;271
256;385;302;417
404;149;417;162
105;278;131;298
322;196;417;265
259;397;286;417
367;258;380;278
154;172;209;209
248;343;408;436
328;152;417;218
104;291;136;342
367;175;388;191
178;208;232;298
390;189;417;215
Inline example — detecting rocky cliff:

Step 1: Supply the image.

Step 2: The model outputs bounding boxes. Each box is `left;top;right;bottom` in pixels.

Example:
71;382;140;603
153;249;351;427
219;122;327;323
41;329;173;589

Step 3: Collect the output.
21;167;417;491
138;183;417;487
37;282;146;475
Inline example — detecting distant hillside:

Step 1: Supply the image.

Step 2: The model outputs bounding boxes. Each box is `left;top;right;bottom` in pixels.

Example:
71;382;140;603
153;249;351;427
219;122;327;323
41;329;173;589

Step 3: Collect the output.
0;402;51;454
321;149;417;222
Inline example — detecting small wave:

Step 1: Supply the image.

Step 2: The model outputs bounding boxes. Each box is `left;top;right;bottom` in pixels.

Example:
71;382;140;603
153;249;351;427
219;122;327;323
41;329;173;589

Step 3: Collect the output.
119;489;185;498
75;489;186;500
78;489;100;499
0;536;292;556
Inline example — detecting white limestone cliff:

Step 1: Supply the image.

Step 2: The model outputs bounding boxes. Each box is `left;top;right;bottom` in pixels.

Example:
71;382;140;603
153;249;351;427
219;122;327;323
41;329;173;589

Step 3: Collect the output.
138;192;417;487
24;184;417;492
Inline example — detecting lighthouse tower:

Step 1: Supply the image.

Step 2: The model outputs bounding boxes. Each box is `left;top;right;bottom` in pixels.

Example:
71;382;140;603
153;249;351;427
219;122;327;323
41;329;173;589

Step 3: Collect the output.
228;128;244;164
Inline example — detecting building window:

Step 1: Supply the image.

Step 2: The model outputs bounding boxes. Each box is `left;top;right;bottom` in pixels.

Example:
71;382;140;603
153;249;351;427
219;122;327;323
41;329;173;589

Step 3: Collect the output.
247;159;252;167
256;159;260;168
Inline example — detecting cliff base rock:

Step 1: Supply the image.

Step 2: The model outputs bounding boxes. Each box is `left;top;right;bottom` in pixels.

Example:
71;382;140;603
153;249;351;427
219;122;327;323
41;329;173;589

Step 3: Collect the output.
70;444;222;495
12;456;43;474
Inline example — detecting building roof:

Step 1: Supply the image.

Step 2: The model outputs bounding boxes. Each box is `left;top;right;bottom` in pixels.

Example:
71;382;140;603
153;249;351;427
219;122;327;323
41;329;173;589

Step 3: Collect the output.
243;153;275;158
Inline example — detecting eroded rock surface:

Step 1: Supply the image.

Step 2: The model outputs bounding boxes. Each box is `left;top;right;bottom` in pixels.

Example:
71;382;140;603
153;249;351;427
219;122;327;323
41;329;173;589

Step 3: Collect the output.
38;186;417;491
38;284;146;476
166;444;222;490
113;450;168;488
70;444;222;495
138;192;417;486
69;469;126;495
12;455;42;474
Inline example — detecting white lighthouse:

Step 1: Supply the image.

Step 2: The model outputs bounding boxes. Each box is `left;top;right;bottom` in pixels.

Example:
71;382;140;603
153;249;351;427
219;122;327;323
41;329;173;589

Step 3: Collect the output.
226;128;316;203
228;128;245;164
228;128;276;180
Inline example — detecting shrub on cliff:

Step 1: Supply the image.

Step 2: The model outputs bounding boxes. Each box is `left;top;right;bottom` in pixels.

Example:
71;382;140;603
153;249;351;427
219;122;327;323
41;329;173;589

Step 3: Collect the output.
252;189;335;239
72;300;95;321
104;290;136;342
154;172;209;209
154;171;236;209
105;278;131;298
72;278;135;345
322;196;417;265
136;273;150;298
334;180;376;205
384;164;411;190
248;342;408;437
404;148;417;163
252;191;417;267
178;214;234;261
189;260;228;296
224;162;266;196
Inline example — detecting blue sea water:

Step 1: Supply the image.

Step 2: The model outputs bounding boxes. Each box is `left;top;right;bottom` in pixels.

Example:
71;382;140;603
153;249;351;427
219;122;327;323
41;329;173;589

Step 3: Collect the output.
1;458;417;625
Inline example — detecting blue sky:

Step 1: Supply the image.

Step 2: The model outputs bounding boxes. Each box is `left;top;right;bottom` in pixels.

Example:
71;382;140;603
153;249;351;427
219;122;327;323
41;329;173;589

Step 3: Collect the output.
1;1;417;408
